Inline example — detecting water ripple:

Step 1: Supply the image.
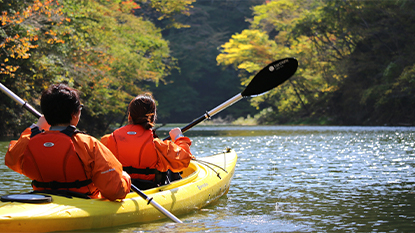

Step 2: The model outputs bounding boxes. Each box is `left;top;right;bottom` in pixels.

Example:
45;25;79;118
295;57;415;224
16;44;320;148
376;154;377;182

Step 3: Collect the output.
1;126;415;232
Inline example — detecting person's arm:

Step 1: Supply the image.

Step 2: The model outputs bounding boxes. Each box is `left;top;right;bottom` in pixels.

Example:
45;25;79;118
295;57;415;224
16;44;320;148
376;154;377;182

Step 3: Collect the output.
75;135;131;201
5;116;49;173
100;133;119;159
4;128;32;174
168;127;192;154
100;134;111;146
153;128;194;173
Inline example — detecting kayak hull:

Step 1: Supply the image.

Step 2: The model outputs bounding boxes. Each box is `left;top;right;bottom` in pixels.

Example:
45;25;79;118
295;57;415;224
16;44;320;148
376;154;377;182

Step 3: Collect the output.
0;149;237;232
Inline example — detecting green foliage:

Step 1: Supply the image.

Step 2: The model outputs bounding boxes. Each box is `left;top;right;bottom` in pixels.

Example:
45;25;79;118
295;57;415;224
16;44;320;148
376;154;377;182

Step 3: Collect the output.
56;0;178;134
135;0;196;29
150;0;265;123
2;0;415;137
217;0;415;126
1;0;69;135
319;0;415;125
217;0;336;124
0;0;178;136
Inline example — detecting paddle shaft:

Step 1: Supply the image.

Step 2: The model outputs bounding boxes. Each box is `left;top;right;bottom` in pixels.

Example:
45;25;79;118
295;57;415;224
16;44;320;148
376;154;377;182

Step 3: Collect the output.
163;58;298;140
1;82;184;224
0;83;42;118
163;93;243;140
131;184;183;223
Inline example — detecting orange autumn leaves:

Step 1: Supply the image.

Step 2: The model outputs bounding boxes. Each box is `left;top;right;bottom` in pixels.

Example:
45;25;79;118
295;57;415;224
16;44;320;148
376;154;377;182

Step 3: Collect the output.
1;0;69;77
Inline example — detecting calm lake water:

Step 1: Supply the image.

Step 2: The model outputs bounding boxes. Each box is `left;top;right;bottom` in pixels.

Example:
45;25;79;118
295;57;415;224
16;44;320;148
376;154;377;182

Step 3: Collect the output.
1;125;415;232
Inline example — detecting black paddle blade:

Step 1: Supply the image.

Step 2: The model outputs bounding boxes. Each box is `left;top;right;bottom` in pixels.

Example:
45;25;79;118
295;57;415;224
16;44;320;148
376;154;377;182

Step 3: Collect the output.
241;57;298;97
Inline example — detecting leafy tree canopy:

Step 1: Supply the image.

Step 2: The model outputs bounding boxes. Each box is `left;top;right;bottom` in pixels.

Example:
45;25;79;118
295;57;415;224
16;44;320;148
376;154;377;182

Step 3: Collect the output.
0;0;193;136
217;0;415;126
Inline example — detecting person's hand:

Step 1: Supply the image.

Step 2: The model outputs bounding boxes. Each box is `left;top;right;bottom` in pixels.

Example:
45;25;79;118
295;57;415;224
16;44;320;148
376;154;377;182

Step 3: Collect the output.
36;115;50;131
122;171;132;189
169;127;184;142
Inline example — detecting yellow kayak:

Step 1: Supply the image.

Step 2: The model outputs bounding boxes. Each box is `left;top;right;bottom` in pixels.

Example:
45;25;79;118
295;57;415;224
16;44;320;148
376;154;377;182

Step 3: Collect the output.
0;149;237;232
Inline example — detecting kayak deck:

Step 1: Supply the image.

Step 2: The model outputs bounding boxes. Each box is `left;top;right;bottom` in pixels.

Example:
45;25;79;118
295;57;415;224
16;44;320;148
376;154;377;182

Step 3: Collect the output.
0;149;237;232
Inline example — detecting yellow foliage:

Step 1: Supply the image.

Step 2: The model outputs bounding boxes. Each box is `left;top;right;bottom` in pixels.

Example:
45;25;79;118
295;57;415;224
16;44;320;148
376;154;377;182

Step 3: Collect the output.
321;85;339;93
1;0;67;77
215;0;347;118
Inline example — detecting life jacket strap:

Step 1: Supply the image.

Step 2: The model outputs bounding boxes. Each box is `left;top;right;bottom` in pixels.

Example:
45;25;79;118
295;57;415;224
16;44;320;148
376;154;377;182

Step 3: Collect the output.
60;125;77;137
131;178;159;190
32;179;92;189
123;167;157;175
30;125;78;138
30;126;43;138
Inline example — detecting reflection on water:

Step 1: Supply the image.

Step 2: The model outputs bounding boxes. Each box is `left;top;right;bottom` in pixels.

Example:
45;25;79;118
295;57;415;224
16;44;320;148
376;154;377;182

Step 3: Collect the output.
1;125;415;232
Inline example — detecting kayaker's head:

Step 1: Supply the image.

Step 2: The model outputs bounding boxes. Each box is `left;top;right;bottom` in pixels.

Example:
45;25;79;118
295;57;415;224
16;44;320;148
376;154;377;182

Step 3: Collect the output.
128;93;157;129
41;84;83;127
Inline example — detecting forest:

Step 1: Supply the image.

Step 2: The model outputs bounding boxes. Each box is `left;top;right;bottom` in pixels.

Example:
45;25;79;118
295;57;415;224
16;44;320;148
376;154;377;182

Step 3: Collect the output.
1;0;414;137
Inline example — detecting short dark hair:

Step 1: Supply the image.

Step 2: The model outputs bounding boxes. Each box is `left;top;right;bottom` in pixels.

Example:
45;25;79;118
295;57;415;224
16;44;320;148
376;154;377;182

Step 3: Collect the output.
41;84;81;126
128;93;157;130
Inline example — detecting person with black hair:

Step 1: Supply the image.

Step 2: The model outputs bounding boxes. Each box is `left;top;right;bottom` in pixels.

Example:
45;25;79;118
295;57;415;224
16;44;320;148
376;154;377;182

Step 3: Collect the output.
5;84;131;201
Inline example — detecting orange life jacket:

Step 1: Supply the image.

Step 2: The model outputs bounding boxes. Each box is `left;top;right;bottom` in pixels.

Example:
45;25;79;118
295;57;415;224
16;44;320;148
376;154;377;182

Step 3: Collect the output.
22;126;93;195
111;125;158;181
